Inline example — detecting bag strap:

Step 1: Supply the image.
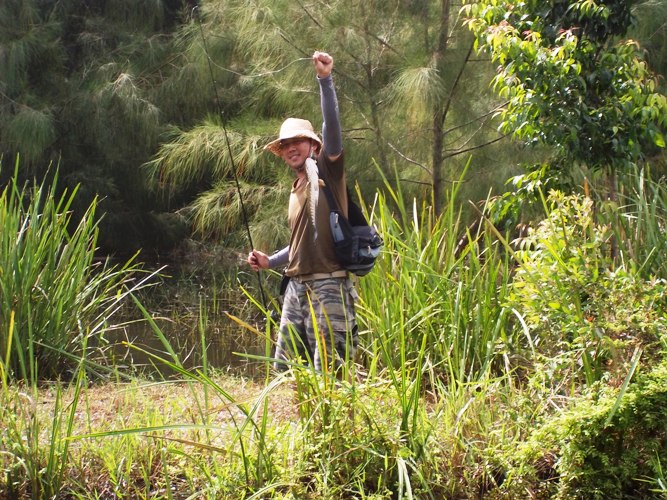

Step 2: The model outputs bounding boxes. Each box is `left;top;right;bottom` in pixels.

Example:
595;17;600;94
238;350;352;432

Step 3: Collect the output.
317;166;341;213
318;166;369;226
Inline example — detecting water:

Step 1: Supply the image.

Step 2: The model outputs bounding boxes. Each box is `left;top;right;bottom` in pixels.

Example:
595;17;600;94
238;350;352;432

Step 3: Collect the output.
100;260;282;378
106;303;272;379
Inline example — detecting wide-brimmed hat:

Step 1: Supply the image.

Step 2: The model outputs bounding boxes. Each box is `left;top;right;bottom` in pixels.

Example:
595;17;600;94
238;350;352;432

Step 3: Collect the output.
264;118;322;156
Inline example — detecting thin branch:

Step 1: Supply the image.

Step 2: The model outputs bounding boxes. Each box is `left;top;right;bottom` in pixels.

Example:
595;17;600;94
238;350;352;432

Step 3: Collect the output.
355;177;433;187
442;101;509;136
439;39;475;129
295;0;323;29
444;134;508;159
446;110;494;152
277;29;367;91
0;89;28;109
350;22;405;59
345;127;374;133
397;178;433;186
387;142;473;184
278;29;309;57
387;142;432;175
209;57;311;79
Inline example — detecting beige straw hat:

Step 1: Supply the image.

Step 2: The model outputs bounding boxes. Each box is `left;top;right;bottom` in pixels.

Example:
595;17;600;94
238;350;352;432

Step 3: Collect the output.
264;118;322;156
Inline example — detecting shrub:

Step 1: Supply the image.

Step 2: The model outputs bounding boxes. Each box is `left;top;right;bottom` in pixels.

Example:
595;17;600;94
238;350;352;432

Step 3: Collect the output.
505;359;667;498
506;190;667;389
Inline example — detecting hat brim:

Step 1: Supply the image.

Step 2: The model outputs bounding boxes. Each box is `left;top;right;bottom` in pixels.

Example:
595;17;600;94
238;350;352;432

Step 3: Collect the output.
264;131;322;156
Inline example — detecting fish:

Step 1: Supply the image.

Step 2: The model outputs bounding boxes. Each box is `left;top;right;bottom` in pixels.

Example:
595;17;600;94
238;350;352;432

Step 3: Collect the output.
305;157;319;240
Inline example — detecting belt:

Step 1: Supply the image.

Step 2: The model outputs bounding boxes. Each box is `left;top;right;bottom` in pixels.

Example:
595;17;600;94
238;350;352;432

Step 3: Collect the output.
291;270;348;283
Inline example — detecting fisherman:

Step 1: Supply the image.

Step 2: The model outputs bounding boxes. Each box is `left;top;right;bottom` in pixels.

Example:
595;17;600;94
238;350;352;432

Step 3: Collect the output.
247;51;358;373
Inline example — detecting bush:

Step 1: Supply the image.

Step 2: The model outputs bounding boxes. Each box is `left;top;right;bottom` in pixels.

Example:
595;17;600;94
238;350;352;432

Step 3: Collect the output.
505;359;667;498
506;190;667;388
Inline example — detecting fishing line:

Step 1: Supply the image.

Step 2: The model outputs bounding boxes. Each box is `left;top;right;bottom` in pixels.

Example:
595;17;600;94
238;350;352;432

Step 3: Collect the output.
209;57;312;79
192;6;269;309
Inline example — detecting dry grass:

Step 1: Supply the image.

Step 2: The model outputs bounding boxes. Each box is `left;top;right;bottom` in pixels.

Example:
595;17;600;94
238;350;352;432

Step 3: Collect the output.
43;375;300;432
0;374;304;497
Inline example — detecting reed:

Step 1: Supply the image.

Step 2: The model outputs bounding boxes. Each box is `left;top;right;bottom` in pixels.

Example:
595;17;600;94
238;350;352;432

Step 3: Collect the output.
357;164;513;386
609;168;667;279
0;158;149;383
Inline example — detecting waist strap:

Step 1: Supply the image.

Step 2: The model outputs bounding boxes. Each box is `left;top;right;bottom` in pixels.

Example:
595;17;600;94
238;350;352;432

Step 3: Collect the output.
292;270;348;283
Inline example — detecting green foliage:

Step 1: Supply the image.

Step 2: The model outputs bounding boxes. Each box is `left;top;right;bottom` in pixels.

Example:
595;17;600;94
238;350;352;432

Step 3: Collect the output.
0;160;146;383
607;167;667;279
2;3;667;493
4;108;57;165
1;366;87;498
0;0;521;257
145;120;292;246
0;0;191;256
631;0;667;87
464;0;667;177
150;0;516;234
504;359;667;498
0;1;65;97
506;190;667;388
286;367;434;498
147;123;260;191
3;164;667;497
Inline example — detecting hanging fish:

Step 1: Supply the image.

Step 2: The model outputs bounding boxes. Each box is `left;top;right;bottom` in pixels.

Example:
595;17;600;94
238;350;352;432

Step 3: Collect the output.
305;157;320;240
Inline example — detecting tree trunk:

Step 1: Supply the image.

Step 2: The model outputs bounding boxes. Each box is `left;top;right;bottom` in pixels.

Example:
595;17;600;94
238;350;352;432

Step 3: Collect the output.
359;8;390;173
431;0;451;214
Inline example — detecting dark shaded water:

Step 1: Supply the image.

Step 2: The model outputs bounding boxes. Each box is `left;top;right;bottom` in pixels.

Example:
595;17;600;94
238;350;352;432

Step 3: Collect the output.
106;298;273;379
103;258;282;379
108;318;269;378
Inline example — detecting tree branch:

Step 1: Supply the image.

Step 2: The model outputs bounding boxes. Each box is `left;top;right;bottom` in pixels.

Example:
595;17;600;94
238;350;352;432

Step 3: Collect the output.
387;142;432;175
295;0;323;29
443;101;509;135
444;134;508;159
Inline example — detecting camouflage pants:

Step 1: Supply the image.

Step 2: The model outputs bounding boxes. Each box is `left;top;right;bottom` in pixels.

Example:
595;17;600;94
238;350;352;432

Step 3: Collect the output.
275;276;358;372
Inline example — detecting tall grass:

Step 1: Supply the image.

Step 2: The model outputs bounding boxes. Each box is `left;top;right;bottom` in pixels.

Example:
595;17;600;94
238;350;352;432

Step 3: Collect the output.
0;157;155;497
1;352;88;497
357;166;513;386
0;158;148;383
609;168;667;279
47;169;517;498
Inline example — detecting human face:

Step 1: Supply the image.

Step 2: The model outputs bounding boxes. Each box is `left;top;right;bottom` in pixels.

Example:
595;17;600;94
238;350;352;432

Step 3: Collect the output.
279;137;313;176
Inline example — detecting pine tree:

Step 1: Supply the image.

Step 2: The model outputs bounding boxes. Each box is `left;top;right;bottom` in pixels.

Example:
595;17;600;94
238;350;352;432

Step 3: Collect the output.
0;0;192;257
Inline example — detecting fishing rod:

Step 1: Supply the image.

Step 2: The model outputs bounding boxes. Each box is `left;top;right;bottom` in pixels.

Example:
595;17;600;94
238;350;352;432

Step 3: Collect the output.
192;6;269;310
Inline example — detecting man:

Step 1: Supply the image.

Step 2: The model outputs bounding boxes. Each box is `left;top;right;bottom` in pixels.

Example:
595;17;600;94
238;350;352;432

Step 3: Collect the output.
247;51;358;373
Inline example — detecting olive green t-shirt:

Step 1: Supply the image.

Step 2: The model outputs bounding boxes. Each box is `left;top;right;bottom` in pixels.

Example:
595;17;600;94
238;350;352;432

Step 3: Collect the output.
285;152;348;277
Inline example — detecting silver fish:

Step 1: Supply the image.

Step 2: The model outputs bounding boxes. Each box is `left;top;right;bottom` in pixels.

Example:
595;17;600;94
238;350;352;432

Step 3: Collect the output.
305;157;319;240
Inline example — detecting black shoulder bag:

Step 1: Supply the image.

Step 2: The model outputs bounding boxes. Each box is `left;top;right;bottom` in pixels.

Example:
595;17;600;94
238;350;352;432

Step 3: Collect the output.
319;171;383;277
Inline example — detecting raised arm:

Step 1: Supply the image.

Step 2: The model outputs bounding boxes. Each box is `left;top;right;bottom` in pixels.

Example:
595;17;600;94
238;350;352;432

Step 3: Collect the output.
313;51;342;161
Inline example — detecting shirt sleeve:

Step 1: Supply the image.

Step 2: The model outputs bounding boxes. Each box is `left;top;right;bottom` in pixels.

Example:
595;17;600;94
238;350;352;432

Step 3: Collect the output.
318;74;342;157
268;246;290;269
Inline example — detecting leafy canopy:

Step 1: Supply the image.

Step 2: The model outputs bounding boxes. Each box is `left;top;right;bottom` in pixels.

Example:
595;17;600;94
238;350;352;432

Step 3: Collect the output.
464;0;667;175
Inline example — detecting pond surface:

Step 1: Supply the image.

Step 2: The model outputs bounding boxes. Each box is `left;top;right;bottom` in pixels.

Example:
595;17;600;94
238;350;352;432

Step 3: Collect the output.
108;319;269;379
106;292;274;379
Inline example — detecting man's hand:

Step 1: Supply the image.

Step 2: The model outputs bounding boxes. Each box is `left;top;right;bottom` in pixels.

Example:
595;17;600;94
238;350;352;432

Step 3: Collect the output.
248;250;269;271
313;51;333;79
